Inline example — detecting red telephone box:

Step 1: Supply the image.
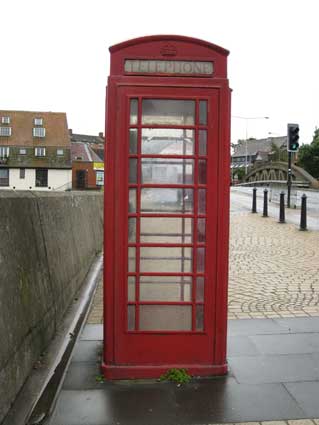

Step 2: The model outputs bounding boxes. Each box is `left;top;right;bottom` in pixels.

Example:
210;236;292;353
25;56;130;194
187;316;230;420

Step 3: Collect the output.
103;35;230;379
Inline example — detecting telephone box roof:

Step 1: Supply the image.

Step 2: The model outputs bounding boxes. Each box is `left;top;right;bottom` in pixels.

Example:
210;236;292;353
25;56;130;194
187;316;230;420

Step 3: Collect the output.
109;34;229;56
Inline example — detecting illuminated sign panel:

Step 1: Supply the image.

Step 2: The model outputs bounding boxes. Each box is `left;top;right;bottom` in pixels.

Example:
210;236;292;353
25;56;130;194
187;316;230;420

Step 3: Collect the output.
124;60;213;76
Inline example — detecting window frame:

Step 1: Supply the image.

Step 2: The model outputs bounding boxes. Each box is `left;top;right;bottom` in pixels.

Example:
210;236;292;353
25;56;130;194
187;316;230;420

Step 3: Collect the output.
35;168;48;187
33;127;46;138
35;147;46;157
0;127;12;137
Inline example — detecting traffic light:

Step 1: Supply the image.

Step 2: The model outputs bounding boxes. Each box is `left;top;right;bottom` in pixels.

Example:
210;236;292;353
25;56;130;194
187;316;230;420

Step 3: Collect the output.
287;123;300;152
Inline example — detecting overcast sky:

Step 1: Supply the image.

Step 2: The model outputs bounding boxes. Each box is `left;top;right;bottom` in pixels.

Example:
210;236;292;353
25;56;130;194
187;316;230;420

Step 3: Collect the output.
1;0;318;145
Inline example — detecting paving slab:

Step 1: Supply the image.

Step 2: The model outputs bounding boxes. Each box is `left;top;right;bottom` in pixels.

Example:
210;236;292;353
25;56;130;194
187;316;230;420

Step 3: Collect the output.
48;319;319;424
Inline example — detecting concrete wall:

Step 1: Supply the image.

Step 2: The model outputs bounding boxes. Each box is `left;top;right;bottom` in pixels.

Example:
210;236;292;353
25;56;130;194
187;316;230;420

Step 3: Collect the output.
0;191;103;422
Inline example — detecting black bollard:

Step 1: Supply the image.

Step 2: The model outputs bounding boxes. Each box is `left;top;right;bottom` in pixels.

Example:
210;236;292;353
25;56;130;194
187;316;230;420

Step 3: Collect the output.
263;189;268;217
252;187;257;213
279;191;285;223
300;194;307;231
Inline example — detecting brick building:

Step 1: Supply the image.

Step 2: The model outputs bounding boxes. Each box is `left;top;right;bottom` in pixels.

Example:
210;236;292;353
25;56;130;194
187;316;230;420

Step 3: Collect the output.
0;110;72;190
71;141;104;190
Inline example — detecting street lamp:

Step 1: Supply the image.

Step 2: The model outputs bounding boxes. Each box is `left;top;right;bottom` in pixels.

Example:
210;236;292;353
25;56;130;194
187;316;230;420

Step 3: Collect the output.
232;116;269;174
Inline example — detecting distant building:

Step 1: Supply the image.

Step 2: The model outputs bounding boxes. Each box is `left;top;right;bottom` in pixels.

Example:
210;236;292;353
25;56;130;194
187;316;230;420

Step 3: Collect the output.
69;130;105;161
0;110;72;190
231;136;287;169
71;141;104;190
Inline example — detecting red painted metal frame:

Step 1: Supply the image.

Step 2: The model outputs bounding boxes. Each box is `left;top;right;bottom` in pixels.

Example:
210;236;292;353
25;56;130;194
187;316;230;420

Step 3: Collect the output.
103;35;230;379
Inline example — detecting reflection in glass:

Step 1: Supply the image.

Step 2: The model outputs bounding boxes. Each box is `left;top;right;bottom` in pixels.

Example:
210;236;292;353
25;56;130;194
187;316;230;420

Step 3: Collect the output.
128;217;136;242
196;277;204;302
141;217;192;243
129;158;137;183
196;305;204;331
129;129;138;154
127;305;135;330
141;188;193;213
140;276;192;302
128;189;136;213
140;247;192;273
197;247;205;272
197;218;206;243
139;305;192;331
199;100;207;125
142;129;194;155
142;159;194;184
199;130;207;156
198;189;206;215
128;247;136;272
128;276;136;301
198;160;207;184
142;99;195;125
130;99;138;125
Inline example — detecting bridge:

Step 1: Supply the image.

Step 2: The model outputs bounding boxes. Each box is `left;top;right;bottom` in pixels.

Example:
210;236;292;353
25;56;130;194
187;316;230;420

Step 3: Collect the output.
242;161;319;189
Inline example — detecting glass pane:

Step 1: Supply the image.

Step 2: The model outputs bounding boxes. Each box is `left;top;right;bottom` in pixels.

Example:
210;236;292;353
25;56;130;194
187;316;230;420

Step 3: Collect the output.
128;217;136;242
127;305;135;330
128;189;136;212
197;218;206;243
128;276;136;301
142;159;194;184
197;247;205;273
199;100;207;125
198;160;207;184
196;277;204;302
141;188;193;213
128;247;136;272
142;99;195;125
129;158;137;183
199;130;207;156
142;128;194;155
139;305;192;331
130;99;138;125
140;276;192;302
196;305;204;331
141;217;192;243
198;189;206;215
129;129;138;154
140;247;192;273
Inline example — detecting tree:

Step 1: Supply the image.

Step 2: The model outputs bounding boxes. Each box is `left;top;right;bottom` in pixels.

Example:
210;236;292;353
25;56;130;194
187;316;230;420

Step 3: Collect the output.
297;128;319;178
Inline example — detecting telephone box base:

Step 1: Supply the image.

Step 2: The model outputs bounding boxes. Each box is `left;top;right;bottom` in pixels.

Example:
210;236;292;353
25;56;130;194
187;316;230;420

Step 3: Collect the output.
102;362;228;380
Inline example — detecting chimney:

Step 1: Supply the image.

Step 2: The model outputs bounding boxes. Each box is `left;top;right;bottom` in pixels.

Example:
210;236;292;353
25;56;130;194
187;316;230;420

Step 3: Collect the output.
99;132;104;138
69;129;73;135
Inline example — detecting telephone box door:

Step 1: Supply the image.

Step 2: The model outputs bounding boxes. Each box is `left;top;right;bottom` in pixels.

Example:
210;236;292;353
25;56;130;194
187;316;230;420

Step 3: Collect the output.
113;85;220;366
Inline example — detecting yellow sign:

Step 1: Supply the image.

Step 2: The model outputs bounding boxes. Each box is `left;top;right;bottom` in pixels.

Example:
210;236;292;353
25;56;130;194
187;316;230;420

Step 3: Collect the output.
93;162;104;170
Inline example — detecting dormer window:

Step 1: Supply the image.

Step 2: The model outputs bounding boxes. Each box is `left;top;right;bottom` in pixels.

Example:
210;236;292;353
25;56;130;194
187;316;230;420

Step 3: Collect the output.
35;147;46;157
34;118;43;126
33;127;46;138
1;116;10;124
0;127;12;136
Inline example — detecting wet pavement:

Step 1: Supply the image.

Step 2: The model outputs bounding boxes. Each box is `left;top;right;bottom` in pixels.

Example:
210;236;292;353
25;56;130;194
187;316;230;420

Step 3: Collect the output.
48;319;319;425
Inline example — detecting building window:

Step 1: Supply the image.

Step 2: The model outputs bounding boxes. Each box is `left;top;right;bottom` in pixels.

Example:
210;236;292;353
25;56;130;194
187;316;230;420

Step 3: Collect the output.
0;127;12;137
20;168;25;179
35;147;46;157
34;118;43;126
35;168;48;187
0;168;9;186
33;127;46;138
19;148;27;155
0;147;9;158
96;170;104;186
57;149;64;156
1;116;10;124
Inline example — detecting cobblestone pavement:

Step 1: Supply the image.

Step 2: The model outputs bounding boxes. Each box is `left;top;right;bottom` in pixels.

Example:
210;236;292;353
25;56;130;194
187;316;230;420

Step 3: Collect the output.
87;212;319;323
